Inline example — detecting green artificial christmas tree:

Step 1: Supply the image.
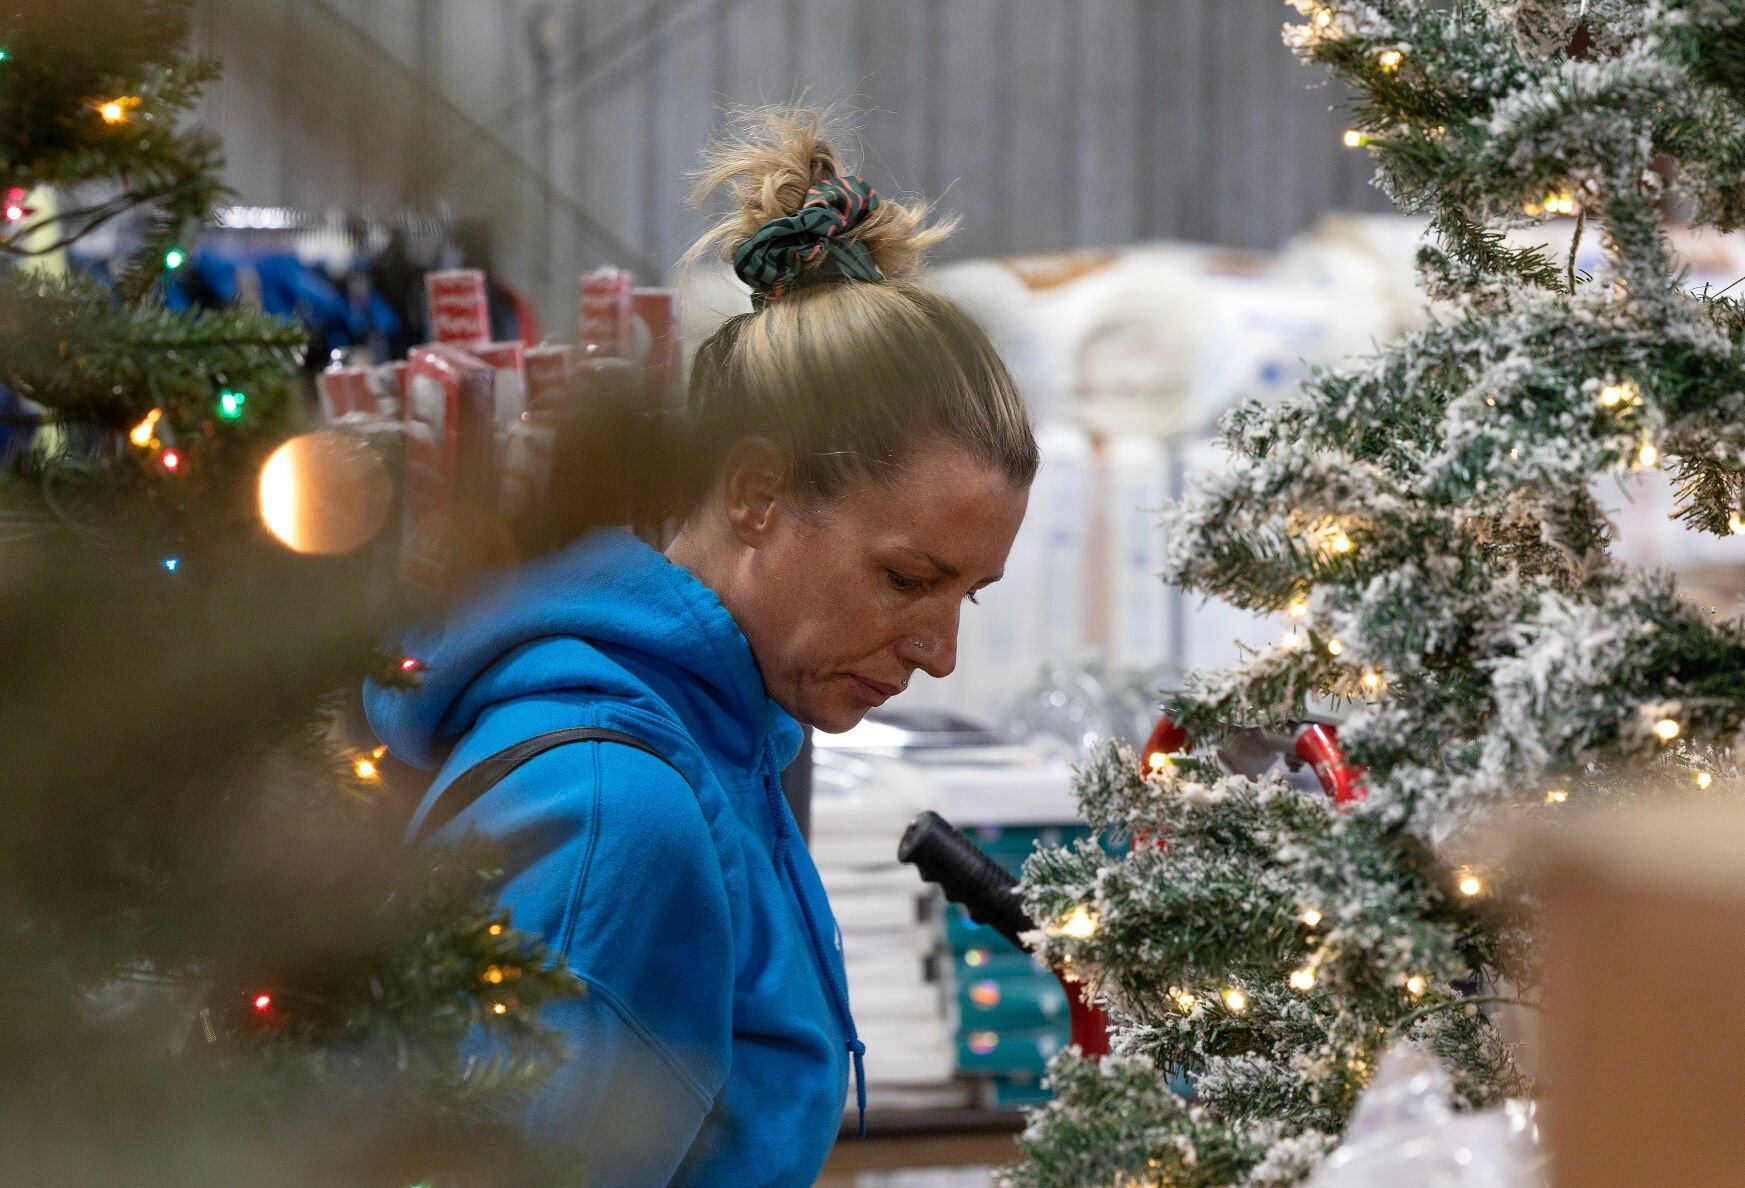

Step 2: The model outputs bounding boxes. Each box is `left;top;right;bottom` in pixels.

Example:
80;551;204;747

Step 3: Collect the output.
0;5;582;1183
1014;1;1745;1183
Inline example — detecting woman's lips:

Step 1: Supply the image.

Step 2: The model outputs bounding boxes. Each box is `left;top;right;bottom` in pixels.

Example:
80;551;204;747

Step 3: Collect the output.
848;674;901;705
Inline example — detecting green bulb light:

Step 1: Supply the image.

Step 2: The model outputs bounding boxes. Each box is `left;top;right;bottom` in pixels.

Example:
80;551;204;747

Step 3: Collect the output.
164;248;186;270
216;389;246;420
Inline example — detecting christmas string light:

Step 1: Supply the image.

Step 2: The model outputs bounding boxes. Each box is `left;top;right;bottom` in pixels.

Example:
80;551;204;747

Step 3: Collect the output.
1654;717;1681;741
1281;629;1306;651
1696;771;1713;790
1057;904;1098;940
400;656;426;673
1404;975;1428;999
1456;868;1484;897
1636;437;1658;469
1342;130;1369;148
252;993;273;1012
158;448;183;474
1288;596;1307;618
161;557;181;574
483;966;506;985
1174;990;1197;1011
129;408;163;448
491;1002;508;1016
1377;49;1403;69
1545;788;1569;804
353;756;379;781
216;388;247;420
97;95;141;124
1326;638;1345;656
487;923;505;937
1728;511;1745;535
164;247;186;270
1148;751;1173;772
1288;967;1316;991
1597;381;1641;409
1300;907;1323;928
1222;988;1248;1012
3;188;27;223
1361;670;1383;692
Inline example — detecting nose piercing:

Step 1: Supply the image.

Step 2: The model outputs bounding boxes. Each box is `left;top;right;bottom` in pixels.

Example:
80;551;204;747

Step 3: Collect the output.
912;637;930;654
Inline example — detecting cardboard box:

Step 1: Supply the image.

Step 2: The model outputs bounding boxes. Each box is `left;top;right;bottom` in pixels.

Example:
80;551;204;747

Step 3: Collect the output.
425;268;491;347
579;266;633;356
402;344;497;517
1540;802;1745;1187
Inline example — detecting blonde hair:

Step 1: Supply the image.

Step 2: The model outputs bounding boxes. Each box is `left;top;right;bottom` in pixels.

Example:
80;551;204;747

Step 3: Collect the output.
675;106;1038;515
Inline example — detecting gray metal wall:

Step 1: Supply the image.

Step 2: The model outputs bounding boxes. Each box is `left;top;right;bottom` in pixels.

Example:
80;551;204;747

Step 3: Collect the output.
192;0;1392;324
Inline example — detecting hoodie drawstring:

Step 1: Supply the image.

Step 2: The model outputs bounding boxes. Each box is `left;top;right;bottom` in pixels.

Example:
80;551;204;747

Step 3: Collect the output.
762;773;868;1139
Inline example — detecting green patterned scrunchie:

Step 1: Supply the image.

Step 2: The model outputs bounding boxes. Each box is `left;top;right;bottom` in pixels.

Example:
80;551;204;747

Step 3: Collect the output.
733;174;885;307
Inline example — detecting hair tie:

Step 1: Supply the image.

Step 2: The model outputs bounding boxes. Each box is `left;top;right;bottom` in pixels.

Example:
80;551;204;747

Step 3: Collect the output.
734;174;885;307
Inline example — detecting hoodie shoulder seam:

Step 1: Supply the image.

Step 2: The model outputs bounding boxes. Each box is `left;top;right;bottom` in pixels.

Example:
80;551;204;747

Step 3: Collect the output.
555;741;604;957
572;970;718;1110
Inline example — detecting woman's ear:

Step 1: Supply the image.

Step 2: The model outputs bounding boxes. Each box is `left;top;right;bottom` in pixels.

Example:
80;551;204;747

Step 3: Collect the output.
719;437;788;546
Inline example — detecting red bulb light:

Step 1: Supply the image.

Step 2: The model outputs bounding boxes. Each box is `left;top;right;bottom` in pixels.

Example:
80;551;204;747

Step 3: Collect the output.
400;656;423;672
159;448;183;473
252;993;272;1011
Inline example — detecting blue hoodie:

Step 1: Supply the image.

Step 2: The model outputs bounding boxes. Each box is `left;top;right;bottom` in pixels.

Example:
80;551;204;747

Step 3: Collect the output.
365;528;863;1185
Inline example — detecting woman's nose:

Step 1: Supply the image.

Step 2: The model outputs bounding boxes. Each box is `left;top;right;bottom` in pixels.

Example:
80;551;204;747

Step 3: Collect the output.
898;608;959;680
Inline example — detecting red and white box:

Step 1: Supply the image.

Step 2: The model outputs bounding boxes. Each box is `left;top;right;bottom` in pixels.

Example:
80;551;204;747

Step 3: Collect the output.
579;266;633;356
630;288;680;406
402;344;498;517
316;366;379;422
425;269;491;347
471;339;529;430
524;344;575;414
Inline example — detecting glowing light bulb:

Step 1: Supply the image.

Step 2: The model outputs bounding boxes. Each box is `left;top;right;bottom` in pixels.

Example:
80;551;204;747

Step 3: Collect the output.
1342;130;1368;148
1175;991;1198;1011
1288;596;1307;619
400;656;424;673
1222;988;1248;1012
964;948;988;967
1058;904;1098;940
970;980;1002;1008
1328;529;1353;553
1457;871;1484;897
1361;670;1383;692
98;98;133;124
129;407;163;448
1301;908;1323;928
487;923;504;937
1148;751;1173;772
483;966;505;985
1405;975;1428;998
3;201;24;222
1654;718;1681;741
217;389;247;420
353;757;378;780
1637;439;1658;469
252;993;273;1012
1327;638;1345;656
1545;788;1568;804
1697;771;1714;790
1729;512;1745;535
161;557;181;573
1289;968;1316;991
1598;382;1637;409
491;1002;508;1016
158;448;183;473
164;247;186;270
1313;7;1333;27
1281;629;1306;651
1378;49;1403;69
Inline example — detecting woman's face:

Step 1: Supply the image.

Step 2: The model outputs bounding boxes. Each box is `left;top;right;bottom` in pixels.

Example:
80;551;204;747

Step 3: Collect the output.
736;443;1029;733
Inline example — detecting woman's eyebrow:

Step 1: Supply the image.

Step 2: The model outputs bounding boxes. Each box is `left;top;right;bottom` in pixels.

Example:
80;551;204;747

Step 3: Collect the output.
896;545;1005;585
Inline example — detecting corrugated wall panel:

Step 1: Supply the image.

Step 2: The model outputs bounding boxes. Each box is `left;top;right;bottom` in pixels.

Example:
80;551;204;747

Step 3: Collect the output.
195;0;1395;322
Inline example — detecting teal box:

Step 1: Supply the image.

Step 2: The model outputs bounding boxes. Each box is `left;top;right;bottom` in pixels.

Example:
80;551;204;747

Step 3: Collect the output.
956;1023;1069;1076
958;973;1069;1030
954;947;1039;980
985;1076;1054;1110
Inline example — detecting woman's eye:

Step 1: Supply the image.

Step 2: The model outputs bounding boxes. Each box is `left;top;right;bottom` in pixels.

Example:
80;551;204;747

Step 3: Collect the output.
886;569;924;592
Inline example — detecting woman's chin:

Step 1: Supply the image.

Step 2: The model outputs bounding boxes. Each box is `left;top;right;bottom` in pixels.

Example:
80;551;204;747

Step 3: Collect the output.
803;698;873;734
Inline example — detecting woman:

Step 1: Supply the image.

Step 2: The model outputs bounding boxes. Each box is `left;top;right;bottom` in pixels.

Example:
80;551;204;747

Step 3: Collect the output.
366;109;1037;1186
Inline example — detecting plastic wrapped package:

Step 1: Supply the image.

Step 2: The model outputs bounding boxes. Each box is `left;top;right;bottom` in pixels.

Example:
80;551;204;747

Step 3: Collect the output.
1305;1049;1544;1188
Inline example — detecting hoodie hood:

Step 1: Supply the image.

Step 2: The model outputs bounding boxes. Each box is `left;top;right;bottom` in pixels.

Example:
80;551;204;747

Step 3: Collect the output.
366;528;803;778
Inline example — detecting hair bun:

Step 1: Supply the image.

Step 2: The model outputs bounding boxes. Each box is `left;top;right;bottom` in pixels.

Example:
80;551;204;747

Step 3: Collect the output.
683;105;956;286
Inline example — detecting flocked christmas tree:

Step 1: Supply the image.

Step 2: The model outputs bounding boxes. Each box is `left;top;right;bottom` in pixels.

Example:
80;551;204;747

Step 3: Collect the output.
1013;1;1745;1183
0;5;583;1183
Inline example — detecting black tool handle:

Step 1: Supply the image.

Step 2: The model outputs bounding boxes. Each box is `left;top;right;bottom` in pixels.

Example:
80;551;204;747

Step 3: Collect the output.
898;811;1036;952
